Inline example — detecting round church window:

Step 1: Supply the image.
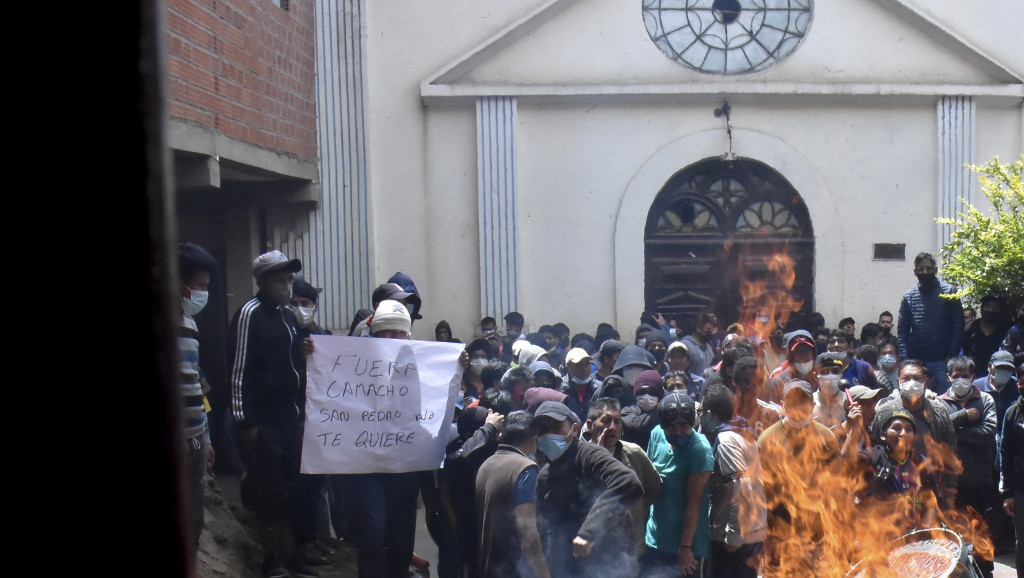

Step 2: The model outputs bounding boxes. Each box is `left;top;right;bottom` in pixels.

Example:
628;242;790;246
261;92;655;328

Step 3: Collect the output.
642;0;813;75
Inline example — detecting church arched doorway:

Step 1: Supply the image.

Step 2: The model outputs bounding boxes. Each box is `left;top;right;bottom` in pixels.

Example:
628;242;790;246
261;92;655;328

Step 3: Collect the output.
644;158;814;332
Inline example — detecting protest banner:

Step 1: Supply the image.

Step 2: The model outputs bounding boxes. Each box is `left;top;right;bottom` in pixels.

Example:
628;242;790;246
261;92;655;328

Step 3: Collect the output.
300;335;464;474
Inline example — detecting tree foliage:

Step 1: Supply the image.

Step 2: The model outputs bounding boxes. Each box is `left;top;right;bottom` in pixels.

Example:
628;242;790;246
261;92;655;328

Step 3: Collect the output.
937;155;1024;307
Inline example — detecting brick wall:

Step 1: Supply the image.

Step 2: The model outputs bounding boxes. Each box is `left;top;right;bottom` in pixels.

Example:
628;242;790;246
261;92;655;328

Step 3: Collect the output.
167;0;317;160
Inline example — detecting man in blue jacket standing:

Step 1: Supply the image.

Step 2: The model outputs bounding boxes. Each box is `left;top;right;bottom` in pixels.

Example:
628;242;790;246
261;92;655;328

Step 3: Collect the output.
898;252;964;394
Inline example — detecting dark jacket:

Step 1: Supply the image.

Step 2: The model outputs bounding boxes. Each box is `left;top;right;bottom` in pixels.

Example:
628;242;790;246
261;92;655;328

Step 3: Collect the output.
560;379;597;425
476;445;539;578
446;419;501;578
1000;396;1024;498
939;387;998;488
228;295;303;428
537;438;643;578
621;404;658;450
897;280;964;361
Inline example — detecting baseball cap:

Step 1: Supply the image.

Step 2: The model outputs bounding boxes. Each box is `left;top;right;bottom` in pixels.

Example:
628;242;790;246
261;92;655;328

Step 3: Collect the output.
991;350;1015;369
533;401;579;426
847;385;882;401
371;283;414;307
566;347;592;365
785;330;815;353
817;351;846;370
884;408;915;430
252;250;302;278
783;379;814;398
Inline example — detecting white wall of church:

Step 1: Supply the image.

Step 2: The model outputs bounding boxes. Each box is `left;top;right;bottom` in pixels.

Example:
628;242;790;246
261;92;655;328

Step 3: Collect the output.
343;0;1022;341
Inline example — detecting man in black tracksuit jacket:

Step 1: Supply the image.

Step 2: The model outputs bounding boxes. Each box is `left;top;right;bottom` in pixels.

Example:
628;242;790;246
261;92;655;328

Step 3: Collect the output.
228;250;313;578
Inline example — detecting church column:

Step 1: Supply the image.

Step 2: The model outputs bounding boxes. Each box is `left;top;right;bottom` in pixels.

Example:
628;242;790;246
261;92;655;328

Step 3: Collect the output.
936;96;975;250
476;96;519;320
311;0;372;331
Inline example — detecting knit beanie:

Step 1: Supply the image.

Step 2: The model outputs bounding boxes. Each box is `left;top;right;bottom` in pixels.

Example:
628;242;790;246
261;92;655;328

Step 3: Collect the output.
371;299;412;335
633;370;666;398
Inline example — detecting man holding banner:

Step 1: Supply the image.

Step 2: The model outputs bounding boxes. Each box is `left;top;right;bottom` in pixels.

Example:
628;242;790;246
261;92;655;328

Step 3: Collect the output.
302;299;465;578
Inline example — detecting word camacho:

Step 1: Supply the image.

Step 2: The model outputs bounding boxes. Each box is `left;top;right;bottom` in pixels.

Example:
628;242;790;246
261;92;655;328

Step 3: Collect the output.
301;335;464;474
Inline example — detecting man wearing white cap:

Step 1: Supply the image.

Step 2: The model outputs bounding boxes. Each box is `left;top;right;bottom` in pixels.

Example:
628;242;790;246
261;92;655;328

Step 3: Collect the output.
561;347;598;423
228;250;316;578
342;299;422;578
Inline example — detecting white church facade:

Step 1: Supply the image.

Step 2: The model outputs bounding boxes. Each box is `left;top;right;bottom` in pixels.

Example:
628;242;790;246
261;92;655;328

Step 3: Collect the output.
288;0;1023;337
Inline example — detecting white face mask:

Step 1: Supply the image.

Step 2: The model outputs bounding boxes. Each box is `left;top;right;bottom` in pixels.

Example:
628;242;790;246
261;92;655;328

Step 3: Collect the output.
819;374;841;395
783;416;811;429
469;358;487;375
899;379;925;403
636;394;659;412
295;306;316;328
182;289;208;317
794;361;814;375
623;367;644;387
949;378;972;399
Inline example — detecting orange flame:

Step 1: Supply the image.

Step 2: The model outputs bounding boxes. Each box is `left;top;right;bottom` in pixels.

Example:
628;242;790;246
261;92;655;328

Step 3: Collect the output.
736;245;992;576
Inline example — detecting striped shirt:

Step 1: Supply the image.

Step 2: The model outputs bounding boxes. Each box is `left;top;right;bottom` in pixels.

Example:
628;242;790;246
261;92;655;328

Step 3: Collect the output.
180;315;207;440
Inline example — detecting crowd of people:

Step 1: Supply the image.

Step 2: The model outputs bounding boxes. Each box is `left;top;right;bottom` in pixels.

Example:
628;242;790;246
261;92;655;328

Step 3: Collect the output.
178;245;1024;578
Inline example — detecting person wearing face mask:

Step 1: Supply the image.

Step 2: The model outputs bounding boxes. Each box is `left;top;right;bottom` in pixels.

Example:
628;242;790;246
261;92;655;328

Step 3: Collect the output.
559;348;598;424
622;370;666;450
897;252;966;395
765;330;818;405
645;329;671;375
228;250;318;578
813;352;850;430
826;329;881;391
287;277;336;567
611;344;654;390
464;338;498;399
876;340;900;394
681;314;717;378
532;401;643;578
348;282;420;337
938;356;999;577
870;360;956;462
643;392;714;578
757;379;838;574
964;295;1012;380
974;350;1020;434
178;242;218;573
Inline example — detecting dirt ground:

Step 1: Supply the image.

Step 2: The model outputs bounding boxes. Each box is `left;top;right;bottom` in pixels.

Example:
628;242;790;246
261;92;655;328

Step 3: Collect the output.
196;475;359;578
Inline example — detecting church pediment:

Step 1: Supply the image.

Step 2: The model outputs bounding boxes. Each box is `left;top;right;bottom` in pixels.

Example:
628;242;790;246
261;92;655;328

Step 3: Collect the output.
422;0;1022;103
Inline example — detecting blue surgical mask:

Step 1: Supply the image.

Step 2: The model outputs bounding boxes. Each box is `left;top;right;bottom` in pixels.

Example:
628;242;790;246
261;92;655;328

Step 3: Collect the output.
538;433;571;460
994;369;1013;387
879;354;897;370
570;374;592;386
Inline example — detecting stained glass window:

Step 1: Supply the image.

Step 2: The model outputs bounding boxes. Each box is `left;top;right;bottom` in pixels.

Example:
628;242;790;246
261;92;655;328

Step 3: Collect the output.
642;0;812;75
735;200;800;233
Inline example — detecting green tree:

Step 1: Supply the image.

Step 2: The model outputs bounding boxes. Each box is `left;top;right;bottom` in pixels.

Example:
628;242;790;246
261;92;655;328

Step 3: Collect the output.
937;155;1024;307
